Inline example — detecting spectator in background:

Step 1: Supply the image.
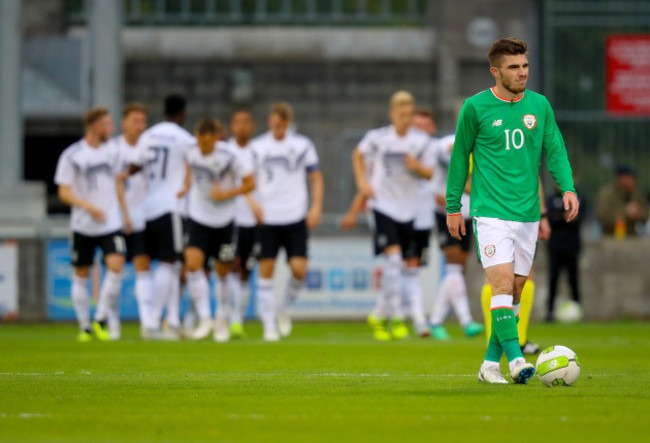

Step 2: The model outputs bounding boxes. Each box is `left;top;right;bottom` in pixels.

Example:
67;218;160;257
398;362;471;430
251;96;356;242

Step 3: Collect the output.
546;181;585;322
597;166;649;237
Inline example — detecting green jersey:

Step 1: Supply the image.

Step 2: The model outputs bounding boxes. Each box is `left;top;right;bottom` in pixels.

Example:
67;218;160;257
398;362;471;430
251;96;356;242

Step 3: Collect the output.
446;88;576;222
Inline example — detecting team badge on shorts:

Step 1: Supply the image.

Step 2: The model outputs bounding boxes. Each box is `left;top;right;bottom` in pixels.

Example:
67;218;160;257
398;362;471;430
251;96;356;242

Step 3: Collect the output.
484;245;496;257
523;114;537;129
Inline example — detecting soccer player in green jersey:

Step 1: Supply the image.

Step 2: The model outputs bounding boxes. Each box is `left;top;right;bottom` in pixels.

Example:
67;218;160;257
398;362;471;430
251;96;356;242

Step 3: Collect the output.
446;38;579;384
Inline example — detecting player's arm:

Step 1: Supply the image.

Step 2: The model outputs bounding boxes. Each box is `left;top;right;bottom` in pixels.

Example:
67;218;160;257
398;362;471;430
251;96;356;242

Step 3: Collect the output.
352;148;373;198
245;192;264;225
115;170;133;234
306;169;324;230
57;185;106;223
542;100;579;222
404;154;433;179
177;163;191;198
538;176;551;240
211;174;255;201
446;101;477;240
340;191;368;231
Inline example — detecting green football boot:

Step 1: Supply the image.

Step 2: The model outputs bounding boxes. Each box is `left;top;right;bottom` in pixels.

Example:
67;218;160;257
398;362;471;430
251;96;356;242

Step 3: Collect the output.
92;320;111;341
77;329;93;343
390;318;410;340
464;321;485;337
368;313;391;341
230;322;245;339
430;324;450;341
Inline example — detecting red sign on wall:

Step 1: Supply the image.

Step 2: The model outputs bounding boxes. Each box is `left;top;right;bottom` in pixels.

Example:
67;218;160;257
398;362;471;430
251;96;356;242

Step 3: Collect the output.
606;35;650;115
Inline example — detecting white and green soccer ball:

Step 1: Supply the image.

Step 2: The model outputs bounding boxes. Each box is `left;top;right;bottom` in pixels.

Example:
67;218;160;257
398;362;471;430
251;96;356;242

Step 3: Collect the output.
536;345;581;387
556;301;583;323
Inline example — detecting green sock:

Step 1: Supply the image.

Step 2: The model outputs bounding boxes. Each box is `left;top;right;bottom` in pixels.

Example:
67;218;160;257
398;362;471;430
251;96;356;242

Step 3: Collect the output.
484;327;503;363
491;308;523;362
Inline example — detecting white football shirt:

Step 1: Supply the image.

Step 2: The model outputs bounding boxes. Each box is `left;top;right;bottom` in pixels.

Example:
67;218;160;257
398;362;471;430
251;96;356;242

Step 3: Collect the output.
134;122;194;221
229;138;258;228
433;134;471;220
251;131;320;225
185;141;253;229
54;139;122;236
413;138;438;230
112;136;148;232
358;125;432;223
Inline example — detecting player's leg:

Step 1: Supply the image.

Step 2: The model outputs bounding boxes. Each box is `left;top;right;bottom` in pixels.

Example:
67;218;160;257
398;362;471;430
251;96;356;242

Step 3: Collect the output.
126;230;155;335
401;229;429;337
567;250;581;305
92;233;126;341
184;219;214;340
278;220;309;338
257;225;281;341
70;234;93;341
547;249;561;322
164;261;183;333
212;223;237;342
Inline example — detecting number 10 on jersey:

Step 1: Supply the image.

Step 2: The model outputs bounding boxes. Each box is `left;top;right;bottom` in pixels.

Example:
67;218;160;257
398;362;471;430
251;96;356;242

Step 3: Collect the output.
504;129;524;150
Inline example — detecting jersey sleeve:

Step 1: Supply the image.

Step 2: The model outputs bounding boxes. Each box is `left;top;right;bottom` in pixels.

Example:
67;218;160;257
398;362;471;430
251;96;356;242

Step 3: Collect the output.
446;100;477;215
357;130;376;155
54;150;76;186
233;149;254;178
304;140;320;173
542;99;576;196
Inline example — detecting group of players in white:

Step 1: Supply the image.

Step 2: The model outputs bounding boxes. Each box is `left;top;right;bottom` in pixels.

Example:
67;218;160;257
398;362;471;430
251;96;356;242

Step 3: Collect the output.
56;92;485;344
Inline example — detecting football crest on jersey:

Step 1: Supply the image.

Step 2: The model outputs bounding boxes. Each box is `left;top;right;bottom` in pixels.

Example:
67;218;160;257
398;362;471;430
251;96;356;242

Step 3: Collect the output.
523;114;537;130
484;244;496;257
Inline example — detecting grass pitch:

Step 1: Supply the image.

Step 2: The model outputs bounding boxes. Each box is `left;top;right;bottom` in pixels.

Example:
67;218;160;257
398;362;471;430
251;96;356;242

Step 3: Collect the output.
1;321;649;442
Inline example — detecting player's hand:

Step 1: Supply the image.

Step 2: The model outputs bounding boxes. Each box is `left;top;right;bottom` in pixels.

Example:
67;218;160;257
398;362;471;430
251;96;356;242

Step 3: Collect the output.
446;213;465;241
88;205;107;223
123;216;134;235
177;186;189;198
404;154;420;172
306;205;322;230
210;185;231;201
538;217;551;241
626;201;642;220
358;181;374;199
563;192;579;222
340;211;358;231
251;202;264;225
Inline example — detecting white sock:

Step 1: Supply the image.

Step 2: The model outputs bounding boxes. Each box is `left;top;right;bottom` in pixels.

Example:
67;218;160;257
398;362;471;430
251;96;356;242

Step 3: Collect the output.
281;276;304;311
215;276;229;320
402;267;426;328
483;360;500;369
187;270;211;320
71;275;91;331
400;271;411;318
183;298;197;331
372;295;387;319
445;264;473;327
240;279;251;317
383;252;403;319
257;278;276;332
228;273;243;325
152;262;178;328
94;270;123;322
135;271;156;329
165;263;182;329
430;269;454;326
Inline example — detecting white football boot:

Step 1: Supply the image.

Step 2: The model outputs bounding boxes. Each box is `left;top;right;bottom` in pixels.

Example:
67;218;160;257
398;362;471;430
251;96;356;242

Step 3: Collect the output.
478;363;509;384
213;316;230;342
277;309;292;338
191;317;213;340
510;359;536;384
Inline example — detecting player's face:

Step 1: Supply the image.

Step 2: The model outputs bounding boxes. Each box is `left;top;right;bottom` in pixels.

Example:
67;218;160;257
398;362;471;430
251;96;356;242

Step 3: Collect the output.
492;54;529;94
268;113;290;139
412;114;436;136
195;132;218;155
95;115;114;143
231;112;254;141
122;111;147;140
389;104;414;133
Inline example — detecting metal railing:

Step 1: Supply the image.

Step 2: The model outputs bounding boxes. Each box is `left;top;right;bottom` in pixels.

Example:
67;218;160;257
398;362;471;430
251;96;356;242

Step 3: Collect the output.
66;0;429;26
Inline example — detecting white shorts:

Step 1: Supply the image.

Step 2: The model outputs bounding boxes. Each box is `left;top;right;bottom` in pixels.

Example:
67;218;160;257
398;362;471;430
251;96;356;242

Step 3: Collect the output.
473;217;539;277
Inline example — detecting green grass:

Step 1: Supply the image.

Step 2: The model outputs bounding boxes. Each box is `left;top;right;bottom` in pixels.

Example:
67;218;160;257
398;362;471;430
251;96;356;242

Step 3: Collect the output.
1;321;649;442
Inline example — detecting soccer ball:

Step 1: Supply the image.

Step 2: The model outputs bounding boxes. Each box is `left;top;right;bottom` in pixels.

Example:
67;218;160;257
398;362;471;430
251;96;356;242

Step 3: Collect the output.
556;300;583;323
536;345;581;387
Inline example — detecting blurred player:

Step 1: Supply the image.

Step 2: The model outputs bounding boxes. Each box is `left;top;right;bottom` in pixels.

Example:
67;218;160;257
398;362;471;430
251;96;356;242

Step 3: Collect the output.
113;102;148;340
134;94;195;340
353;91;432;341
182;119;255;342
446;38;578;384
251;102;324;341
227;110;262;339
54;107;125;342
428;134;484;340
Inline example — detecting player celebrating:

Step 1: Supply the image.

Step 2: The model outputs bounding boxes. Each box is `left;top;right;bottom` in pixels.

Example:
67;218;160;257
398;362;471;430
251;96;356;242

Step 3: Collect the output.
251;102;324;341
428;134;484;340
353;91;433;340
54;107;126;342
446;38;578;384
182;119;255;342
113;102;148;340
135;94;195;340
227;110;262;338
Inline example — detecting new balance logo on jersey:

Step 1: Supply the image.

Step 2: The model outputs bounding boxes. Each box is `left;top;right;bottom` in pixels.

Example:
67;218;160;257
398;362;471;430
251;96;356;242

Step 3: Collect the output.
492;119;503;127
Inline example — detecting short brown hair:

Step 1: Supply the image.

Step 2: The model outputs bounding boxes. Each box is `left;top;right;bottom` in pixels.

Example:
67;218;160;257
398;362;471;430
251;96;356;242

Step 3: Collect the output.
488;38;528;67
414;108;434;120
122;102;147;118
194;118;220;135
84;107;110;127
270;101;293;121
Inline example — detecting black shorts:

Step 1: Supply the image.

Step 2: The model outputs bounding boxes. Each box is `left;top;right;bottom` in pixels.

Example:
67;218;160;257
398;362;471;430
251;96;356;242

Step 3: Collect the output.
125;230;148;261
145;212;184;261
186;218;236;263
373;210;416;259
435;212;472;252
258;220;308;260
413;229;432;266
70;230;126;267
236;226;260;272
